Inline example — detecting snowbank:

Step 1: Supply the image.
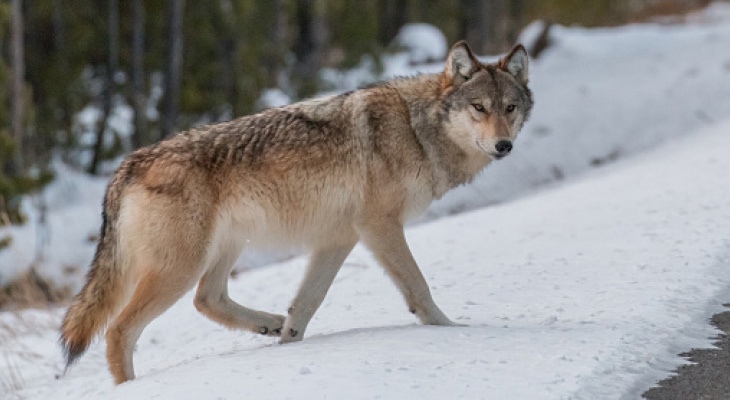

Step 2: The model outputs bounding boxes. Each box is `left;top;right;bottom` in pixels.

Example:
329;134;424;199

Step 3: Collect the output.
393;23;448;63
0;163;107;287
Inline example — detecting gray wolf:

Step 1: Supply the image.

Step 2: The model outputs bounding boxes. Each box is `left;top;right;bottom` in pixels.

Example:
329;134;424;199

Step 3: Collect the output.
60;40;533;384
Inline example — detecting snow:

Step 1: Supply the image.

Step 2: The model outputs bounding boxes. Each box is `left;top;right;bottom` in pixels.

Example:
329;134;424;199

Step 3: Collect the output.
3;3;730;399
0;163;107;287
258;88;292;109
393;23;449;63
518;19;550;47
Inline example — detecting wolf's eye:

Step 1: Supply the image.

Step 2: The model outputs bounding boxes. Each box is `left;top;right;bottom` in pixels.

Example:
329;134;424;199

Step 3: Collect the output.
472;104;485;112
506;104;516;113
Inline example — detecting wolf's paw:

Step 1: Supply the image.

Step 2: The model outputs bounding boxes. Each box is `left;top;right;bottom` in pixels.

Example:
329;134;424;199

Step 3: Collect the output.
278;317;306;344
278;328;303;344
256;313;285;337
415;306;459;326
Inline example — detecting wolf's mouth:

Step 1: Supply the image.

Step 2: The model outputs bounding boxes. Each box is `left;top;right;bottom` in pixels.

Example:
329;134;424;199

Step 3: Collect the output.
477;142;509;160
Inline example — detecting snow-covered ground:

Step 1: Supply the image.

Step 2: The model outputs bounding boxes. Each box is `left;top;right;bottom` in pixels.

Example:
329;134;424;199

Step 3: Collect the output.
2;2;730;399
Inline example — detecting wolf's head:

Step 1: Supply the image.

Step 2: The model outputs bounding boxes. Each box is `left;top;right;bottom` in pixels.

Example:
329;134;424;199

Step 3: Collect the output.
441;41;533;160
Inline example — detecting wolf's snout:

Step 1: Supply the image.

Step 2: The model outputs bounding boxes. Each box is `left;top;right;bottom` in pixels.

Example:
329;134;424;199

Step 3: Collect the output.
495;140;513;156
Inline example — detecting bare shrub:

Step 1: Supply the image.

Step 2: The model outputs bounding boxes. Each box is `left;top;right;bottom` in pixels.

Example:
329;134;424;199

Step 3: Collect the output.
0;269;73;311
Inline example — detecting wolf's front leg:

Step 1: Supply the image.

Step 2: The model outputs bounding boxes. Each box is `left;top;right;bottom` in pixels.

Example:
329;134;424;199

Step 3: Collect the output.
358;219;455;326
281;239;358;344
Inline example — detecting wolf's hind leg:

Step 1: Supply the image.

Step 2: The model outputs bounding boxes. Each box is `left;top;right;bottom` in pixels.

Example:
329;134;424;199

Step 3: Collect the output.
106;268;198;384
280;238;357;344
194;248;285;336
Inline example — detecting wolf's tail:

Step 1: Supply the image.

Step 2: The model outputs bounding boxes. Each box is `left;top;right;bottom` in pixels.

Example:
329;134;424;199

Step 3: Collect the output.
60;168;131;369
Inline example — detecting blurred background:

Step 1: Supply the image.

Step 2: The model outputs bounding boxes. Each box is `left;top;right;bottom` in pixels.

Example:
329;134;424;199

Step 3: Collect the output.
0;0;724;307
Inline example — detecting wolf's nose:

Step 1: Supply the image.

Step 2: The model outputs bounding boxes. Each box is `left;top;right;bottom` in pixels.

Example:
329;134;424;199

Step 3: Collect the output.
495;140;513;155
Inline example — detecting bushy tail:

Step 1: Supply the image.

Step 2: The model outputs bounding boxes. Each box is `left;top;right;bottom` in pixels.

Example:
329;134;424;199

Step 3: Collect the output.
60;169;130;369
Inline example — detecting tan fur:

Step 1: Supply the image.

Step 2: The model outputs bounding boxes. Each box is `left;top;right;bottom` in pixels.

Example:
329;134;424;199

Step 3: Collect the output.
60;41;533;384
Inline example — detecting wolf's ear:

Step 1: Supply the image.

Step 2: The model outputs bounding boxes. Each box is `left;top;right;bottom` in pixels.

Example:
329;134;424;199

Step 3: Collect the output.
498;44;529;84
445;41;479;86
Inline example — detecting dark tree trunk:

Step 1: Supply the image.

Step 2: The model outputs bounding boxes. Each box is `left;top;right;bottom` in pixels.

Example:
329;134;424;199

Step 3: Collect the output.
89;0;119;174
460;0;485;54
131;0;149;148
461;0;509;55
10;0;25;175
52;0;65;59
507;0;526;45
161;0;185;138
219;0;240;115
294;0;328;98
294;0;312;67
485;0;510;54
52;0;73;135
377;0;408;46
271;0;289;89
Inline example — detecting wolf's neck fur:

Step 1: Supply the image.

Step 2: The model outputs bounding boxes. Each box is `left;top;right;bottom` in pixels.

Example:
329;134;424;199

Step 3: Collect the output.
389;74;489;198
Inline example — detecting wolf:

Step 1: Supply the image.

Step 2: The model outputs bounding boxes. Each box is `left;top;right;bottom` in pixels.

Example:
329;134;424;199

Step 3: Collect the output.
60;40;533;384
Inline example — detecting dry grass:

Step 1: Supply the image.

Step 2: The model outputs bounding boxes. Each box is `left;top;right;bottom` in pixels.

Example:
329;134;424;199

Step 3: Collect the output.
0;309;64;398
0;314;37;397
0;269;73;312
1;351;25;395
